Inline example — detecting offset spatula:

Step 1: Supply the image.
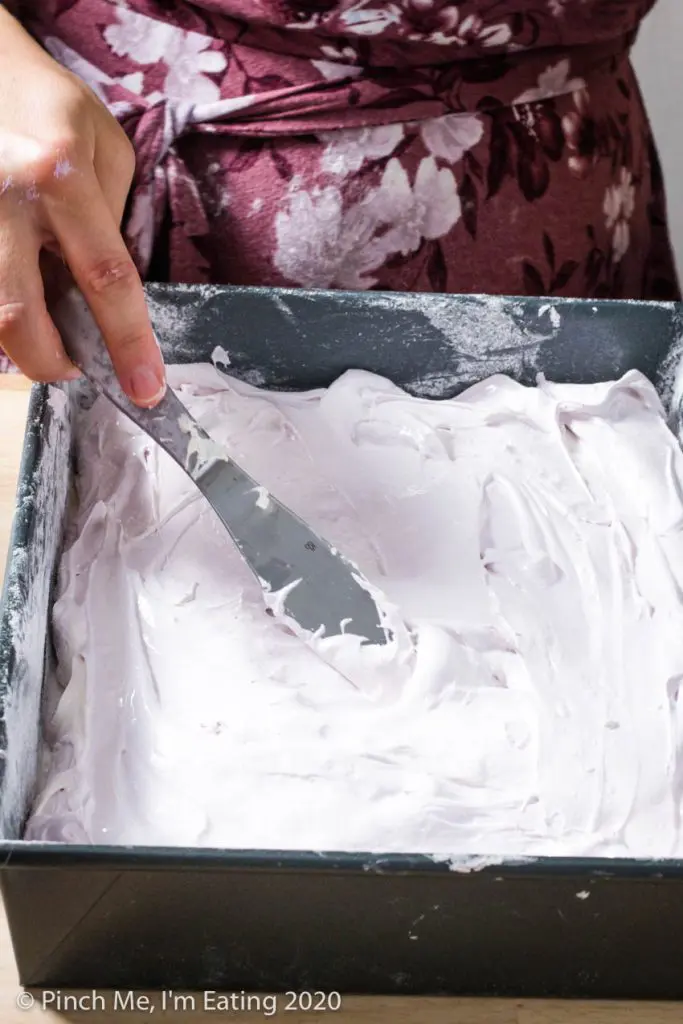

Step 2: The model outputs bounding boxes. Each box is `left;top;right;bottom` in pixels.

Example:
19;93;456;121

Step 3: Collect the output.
51;288;406;685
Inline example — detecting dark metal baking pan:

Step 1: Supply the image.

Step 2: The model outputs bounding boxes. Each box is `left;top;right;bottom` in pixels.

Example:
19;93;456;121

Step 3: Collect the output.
1;286;683;999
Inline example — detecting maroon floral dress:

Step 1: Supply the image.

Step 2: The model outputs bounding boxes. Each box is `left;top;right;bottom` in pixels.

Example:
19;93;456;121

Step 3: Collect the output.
14;1;681;303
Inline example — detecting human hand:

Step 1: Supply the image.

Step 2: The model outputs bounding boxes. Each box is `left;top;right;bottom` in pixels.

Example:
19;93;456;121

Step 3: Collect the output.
0;8;165;406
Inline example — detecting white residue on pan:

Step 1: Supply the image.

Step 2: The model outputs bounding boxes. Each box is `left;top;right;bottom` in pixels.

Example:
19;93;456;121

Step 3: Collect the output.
211;346;231;369
420;294;553;376
146;290;192;343
148;292;269;388
0;385;71;840
272;293;297;324
367;293;554;391
656;317;683;431
428;852;537;873
146;284;226;362
538;303;561;329
239;368;268;387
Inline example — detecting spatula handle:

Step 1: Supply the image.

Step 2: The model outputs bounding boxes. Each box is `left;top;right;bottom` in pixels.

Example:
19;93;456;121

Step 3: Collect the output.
50;287;199;474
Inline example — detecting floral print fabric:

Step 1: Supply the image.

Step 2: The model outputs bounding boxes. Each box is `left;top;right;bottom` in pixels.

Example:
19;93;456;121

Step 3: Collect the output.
14;0;681;301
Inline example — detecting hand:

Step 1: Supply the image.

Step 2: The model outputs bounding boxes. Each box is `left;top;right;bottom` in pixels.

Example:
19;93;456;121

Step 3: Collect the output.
0;8;165;406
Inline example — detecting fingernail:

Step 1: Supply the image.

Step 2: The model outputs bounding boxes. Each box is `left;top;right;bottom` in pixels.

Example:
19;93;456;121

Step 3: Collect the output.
63;366;82;381
128;366;166;407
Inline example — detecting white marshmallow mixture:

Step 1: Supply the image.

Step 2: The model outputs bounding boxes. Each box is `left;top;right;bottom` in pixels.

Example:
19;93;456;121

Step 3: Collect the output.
25;364;683;858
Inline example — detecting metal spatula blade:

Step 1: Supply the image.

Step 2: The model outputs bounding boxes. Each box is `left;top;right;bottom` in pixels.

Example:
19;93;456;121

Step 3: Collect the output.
51;288;394;663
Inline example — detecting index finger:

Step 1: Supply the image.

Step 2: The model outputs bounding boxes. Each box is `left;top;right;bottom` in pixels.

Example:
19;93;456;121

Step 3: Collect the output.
45;171;166;408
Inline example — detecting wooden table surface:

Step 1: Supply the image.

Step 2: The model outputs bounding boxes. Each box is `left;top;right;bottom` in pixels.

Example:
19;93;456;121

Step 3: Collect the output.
0;375;681;1023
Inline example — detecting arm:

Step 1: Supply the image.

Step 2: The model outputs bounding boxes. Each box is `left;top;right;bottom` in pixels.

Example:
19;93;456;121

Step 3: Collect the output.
0;5;165;406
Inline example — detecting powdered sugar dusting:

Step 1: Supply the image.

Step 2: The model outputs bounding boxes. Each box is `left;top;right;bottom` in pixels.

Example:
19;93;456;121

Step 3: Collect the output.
656;309;683;435
538;303;561;329
367;293;552;390
146;284;226;362
0;384;71;838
